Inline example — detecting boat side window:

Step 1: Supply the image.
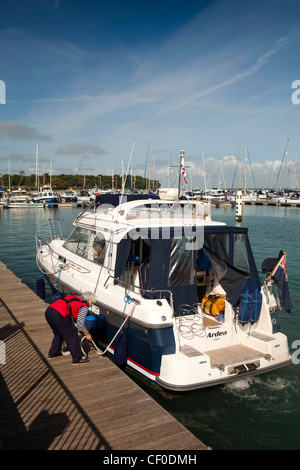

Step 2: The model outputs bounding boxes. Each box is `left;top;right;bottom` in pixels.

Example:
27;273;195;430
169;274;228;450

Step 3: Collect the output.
233;233;250;273
205;233;230;263
92;232;106;264
63;227;90;258
203;233;230;283
63;227;106;264
204;232;251;274
168;238;194;286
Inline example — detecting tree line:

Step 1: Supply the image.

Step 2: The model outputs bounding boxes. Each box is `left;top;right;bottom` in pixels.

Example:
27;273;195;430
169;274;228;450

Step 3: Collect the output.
0;172;160;191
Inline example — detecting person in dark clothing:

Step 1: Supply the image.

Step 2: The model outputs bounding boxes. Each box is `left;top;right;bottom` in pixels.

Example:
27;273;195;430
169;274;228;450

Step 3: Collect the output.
45;291;96;364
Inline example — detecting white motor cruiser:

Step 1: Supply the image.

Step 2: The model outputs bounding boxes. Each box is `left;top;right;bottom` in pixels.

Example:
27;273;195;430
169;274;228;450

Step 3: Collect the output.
36;153;292;391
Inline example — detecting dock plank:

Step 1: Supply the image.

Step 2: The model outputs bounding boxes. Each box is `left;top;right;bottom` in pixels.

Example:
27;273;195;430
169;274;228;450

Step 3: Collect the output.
0;261;207;450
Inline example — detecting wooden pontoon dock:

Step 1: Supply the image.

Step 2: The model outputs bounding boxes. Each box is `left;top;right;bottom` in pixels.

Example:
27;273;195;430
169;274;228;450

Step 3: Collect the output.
0;261;207;451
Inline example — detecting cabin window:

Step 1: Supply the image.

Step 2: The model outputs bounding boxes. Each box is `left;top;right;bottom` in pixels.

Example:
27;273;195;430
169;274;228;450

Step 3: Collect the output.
63;227;89;256
168;238;194;286
233;233;250;273
204;231;251;275
92;232;106;264
63;227;106;264
205;233;230;263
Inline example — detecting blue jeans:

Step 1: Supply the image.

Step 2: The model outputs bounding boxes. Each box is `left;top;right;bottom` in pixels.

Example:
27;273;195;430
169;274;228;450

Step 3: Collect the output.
45;307;81;363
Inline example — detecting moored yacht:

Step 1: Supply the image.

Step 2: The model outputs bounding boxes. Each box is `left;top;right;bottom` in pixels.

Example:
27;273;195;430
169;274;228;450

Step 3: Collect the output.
60;189;78;203
3;188;45;208
0;186;5;206
34;185;60;204
36;153;292;390
76;190;95;204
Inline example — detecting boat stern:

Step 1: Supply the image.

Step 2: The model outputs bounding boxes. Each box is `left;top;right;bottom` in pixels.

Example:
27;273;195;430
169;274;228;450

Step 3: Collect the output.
156;331;292;391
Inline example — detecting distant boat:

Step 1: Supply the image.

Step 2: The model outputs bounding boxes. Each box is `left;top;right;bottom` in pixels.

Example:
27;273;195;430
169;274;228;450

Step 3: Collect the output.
228;191;258;203
202;189;225;201
0;186;5;206
33;186;60;204
76;190;95;203
272;193;300;205
185;189;226;201
3;188;45;208
60;190;78;203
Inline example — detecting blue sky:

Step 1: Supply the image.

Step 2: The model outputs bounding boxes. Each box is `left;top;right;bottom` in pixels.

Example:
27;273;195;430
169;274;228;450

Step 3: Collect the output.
0;0;300;189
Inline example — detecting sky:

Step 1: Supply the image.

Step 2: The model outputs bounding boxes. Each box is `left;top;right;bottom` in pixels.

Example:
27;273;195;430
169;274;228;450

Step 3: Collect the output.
1;0;300;189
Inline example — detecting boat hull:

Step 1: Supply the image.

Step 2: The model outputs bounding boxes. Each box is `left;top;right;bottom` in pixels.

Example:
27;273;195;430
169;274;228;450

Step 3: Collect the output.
157;357;292;391
4;202;45;208
46;274;175;382
156;336;291;391
94;310;176;381
34;197;60;204
44;272;291;391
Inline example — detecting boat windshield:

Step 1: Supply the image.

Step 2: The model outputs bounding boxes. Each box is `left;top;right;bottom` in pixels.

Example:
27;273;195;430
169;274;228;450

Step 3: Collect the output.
63;226;106;264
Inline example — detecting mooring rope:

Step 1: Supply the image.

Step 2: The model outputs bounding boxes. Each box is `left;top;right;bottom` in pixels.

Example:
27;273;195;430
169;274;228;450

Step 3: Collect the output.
80;294;135;358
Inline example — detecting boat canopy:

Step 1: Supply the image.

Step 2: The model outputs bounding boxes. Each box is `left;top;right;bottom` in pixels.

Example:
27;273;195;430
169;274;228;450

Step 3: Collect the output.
115;225;260;313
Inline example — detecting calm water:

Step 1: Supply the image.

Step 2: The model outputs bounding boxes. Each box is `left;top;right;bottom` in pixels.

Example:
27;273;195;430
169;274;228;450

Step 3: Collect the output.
0;203;299;450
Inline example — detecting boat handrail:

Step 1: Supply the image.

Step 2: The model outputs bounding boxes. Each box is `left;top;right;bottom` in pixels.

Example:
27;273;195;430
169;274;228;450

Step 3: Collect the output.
48;218;70;240
74;197;212;226
75;199;96;223
104;274;175;314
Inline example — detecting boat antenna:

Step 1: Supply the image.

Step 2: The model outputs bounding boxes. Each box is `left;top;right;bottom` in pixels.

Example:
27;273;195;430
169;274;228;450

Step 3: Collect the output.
168;150;189;200
178;150;184;199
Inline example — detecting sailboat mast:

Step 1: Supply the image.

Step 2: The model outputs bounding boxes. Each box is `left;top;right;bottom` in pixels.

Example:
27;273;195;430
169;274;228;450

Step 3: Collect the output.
35;145;39;191
8;158;10;192
84;156;86;188
202;147;207;192
284;138;290;189
148;143;151;191
244;143;248;193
